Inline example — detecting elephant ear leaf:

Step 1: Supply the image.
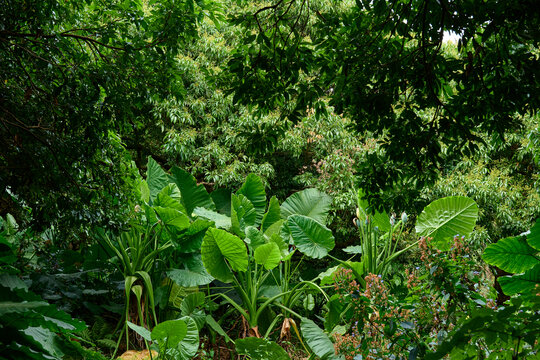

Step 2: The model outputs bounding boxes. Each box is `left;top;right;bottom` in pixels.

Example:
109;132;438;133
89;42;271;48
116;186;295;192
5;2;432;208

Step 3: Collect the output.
261;196;281;233
236;337;290;360
357;189;390;233
282;215;334;259
300;317;344;360
527;218;540;251
281;189;332;225
170;166;215;217
482;236;538;273
151;319;187;348
178;316;199;360
146;156;169;204
201;228;248;283
254;242;281;270
498;264;540;295
416;196;478;251
154;184;186;214
237;174;266;226
231;194;256;238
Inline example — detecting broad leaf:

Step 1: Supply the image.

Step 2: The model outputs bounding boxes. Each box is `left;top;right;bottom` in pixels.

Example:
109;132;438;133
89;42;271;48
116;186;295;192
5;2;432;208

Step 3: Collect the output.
264;219;285;238
499;264;540;295
167;267;213;288
231;194;257;238
281;188;332;225
151;319;187;348
300;317;343;360
139;179;150;204
211;188;232;216
269;233;289;258
146;156;169;203
0;301;48;315
192;207;231;229
357;189;391;233
154;184;186;214
24;326;65;359
180;292;205;318
282;215;335;259
236;337;290;360
170;166;215;217
177;219;213;253
527;218;540;251
416;196;478;251
178;316;199;360
201;228;248;283
482;236;538;273
154;206;190;231
261;196;281;233
343;245;363;254
237;174;266;226
254;242;281;270
245;226;267;251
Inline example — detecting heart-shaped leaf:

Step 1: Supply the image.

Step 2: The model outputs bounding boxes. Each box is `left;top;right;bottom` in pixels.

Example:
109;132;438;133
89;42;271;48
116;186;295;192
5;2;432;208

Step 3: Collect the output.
416;196;478;251
201;228;248;283
282;215;334;259
281;189;332;225
254;242;281;270
482;236;538;273
237;174;266;226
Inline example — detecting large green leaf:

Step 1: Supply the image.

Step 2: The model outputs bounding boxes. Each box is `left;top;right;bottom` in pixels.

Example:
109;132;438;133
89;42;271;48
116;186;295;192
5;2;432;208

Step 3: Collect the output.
282;215;335;259
231;194;257;238
178;316;199;360
153;184;187;214
235;337;290;360
24;326;65;359
154;206;190;231
357;189;390;233
177;219;213;253
0;301;48;315
482;236;538;273
211;188;232;217
261;196;281;233
139;179;150;204
180;292;205;318
167;267;214;288
201;228;248;283
192;207;231;230
527;218;540;251
170;166;215;216
280;189;332;225
152;319;187;348
416;196;478;250
498;264;540;295
180;292;206;330
254;242;281;270
147;156;170;203
245;226;266;251
300;317;343;360
237;174;267;226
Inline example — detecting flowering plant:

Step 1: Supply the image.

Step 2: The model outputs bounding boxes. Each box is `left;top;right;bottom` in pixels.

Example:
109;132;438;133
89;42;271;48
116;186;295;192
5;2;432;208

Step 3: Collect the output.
332;236;492;359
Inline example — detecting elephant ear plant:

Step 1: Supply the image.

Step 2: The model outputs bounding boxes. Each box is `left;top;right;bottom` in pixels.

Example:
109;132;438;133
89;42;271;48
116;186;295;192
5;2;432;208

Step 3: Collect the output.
199;176;333;345
328;192;479;287
99;157;215;357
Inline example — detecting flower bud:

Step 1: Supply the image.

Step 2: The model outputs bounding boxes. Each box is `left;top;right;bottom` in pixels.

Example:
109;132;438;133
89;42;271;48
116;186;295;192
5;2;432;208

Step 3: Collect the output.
401;212;408;223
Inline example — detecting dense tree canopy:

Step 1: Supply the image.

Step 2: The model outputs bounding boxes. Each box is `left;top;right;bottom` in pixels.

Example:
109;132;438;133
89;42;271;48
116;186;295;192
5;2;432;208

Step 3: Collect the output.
0;0;219;233
228;0;540;209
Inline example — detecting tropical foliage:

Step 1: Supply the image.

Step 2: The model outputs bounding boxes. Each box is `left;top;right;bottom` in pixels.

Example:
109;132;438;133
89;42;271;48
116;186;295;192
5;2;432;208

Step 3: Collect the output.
1;0;539;359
